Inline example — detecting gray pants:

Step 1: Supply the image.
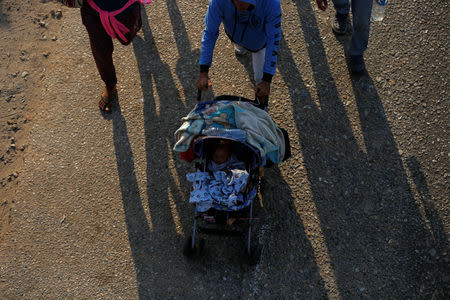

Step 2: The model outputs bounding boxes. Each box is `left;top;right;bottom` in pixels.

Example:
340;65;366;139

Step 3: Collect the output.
234;44;266;84
332;0;373;56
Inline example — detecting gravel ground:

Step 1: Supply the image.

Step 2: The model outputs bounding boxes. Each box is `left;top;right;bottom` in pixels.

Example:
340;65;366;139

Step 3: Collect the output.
0;0;448;299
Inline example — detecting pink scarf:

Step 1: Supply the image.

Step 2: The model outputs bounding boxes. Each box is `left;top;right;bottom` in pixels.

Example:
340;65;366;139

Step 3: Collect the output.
87;0;151;42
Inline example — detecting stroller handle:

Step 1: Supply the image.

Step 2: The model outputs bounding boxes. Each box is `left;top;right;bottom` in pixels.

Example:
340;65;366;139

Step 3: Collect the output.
197;89;266;110
197;88;202;102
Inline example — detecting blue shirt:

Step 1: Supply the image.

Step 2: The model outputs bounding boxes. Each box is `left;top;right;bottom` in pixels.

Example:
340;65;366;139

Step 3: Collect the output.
199;0;282;78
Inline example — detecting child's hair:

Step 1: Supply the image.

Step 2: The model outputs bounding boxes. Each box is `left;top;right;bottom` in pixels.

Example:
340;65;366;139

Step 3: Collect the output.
213;139;231;152
211;139;232;164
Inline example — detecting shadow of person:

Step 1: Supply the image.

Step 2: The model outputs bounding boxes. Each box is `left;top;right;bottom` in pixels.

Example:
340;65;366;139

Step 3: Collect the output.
348;68;448;296
275;0;447;297
405;156;449;297
106;100;157;298
133;5;191;234
99;5;196;299
165;0;203;104
0;3;11;27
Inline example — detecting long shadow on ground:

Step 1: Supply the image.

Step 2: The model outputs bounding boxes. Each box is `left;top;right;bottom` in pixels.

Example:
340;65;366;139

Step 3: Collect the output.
117;3;329;298
166;0;201;103
106;5;192;299
276;0;447;297
130;6;193;299
0;2;11;27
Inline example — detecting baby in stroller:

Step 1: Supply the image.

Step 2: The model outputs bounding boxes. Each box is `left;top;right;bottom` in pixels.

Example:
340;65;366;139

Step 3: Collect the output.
187;138;250;212
208;139;245;172
175;96;291;258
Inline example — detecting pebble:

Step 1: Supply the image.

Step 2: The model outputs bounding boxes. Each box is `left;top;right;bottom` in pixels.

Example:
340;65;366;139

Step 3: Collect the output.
52;36;58;41
21;71;29;78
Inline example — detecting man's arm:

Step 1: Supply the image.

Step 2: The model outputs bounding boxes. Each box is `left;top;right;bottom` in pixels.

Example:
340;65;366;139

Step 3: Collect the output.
255;0;281;100
262;0;282;84
197;0;223;90
199;0;223;73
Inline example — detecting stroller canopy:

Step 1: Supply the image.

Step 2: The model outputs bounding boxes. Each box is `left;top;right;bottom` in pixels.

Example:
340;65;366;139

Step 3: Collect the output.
173;99;287;165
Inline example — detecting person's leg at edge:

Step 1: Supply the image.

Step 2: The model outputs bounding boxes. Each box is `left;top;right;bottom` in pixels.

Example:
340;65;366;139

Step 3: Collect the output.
349;0;372;74
81;4;117;112
331;0;350;34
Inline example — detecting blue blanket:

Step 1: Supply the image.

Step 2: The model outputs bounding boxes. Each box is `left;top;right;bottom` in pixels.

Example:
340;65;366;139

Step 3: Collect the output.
174;101;285;164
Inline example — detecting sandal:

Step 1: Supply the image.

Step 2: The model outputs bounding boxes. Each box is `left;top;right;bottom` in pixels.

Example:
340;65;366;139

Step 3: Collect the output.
99;86;117;113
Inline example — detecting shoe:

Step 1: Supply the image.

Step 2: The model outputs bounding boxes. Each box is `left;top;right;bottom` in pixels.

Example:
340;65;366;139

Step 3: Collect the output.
350;55;366;74
99;85;117;113
332;13;348;35
234;44;248;56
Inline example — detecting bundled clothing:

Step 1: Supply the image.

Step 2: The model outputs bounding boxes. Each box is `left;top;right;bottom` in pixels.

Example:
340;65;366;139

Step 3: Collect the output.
186;170;249;212
173;100;286;164
199;0;282;83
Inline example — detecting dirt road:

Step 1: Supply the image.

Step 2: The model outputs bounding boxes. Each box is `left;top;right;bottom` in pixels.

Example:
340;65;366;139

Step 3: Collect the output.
0;0;448;298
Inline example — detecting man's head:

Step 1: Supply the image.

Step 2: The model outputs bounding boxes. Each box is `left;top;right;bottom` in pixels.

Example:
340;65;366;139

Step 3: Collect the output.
232;0;254;12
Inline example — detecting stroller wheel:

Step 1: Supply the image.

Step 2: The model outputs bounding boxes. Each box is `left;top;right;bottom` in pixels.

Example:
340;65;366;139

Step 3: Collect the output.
183;236;196;257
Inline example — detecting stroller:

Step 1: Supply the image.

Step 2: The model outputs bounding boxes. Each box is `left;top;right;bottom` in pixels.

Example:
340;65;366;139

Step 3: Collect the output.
174;91;291;262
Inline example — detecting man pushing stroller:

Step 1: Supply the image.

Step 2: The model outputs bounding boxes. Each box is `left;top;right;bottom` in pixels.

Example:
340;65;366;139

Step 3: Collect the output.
196;0;282;108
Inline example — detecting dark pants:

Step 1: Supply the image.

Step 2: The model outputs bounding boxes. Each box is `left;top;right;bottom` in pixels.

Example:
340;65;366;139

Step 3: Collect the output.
332;0;372;55
81;3;142;89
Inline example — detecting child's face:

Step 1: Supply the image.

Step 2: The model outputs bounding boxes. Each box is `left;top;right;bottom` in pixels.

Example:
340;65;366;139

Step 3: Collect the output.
213;147;230;165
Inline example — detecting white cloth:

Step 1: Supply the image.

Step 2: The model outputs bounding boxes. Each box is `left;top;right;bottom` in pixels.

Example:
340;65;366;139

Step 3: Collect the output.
174;101;285;163
186;170;249;212
234;44;266;84
252;47;266;84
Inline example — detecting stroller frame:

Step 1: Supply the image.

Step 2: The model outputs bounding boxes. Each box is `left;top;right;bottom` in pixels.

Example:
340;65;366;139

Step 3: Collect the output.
182;90;290;263
183;91;265;261
184;139;261;260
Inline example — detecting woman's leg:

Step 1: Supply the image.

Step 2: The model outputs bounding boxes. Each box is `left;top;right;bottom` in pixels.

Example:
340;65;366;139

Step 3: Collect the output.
80;4;117;90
